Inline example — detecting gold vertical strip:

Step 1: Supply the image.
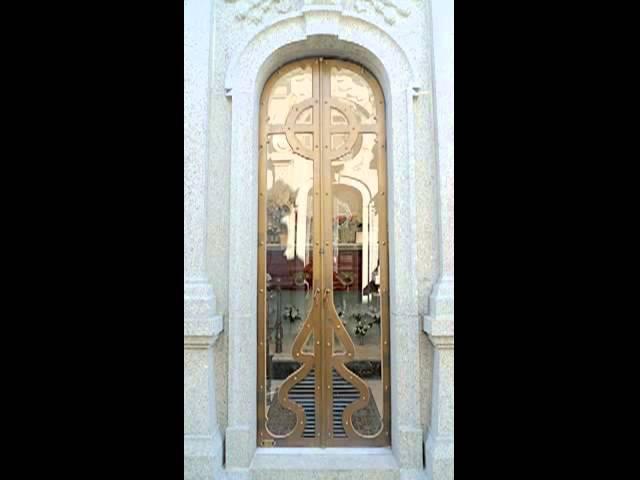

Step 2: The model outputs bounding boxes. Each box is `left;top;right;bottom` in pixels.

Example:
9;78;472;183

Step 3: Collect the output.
318;56;325;447
319;57;333;447
373;72;391;445
257;83;267;446
311;57;322;447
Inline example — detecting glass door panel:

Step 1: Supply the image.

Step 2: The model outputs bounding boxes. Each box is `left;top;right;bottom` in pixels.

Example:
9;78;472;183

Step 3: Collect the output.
258;58;389;448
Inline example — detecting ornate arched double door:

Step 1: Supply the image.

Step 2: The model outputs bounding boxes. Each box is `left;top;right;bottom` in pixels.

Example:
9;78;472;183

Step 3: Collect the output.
257;58;390;447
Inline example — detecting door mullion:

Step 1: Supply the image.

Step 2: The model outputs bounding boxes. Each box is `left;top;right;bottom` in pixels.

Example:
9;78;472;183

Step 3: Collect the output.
317;56;327;447
311;57;324;448
319;57;335;447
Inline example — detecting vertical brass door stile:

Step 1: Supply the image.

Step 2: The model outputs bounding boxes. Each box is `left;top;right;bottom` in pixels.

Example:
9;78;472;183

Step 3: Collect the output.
319;57;332;444
258;58;390;447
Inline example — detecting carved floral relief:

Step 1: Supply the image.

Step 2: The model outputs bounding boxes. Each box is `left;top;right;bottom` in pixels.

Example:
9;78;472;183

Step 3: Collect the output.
224;0;296;25
224;0;412;25
352;0;410;25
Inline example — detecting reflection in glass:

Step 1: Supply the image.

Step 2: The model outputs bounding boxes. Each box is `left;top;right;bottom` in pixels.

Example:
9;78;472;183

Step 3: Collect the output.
330;66;377;125
264;67;316;438
259;59;388;446
331;131;384;437
268;66;313;125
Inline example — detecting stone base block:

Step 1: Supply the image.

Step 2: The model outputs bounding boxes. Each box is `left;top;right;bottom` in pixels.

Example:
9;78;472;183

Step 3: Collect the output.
225;426;255;470
184;433;224;480
424;433;453;480
400;470;429;480
393;427;425;469
226;468;251;480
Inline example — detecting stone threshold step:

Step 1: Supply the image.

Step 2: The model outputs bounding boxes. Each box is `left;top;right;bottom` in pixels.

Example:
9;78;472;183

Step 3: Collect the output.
251;448;400;476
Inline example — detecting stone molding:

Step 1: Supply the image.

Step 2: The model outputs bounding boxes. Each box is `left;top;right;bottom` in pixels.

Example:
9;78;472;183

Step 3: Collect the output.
184;279;224;348
224;7;420;97
427;334;453;350
423;274;453;337
223;7;427;473
184;321;224;348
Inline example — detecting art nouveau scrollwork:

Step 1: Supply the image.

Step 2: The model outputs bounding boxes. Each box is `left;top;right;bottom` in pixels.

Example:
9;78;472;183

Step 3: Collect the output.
258;58;390;447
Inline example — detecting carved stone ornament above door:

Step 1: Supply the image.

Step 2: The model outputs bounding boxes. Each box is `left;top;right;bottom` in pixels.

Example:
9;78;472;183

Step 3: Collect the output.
224;0;412;26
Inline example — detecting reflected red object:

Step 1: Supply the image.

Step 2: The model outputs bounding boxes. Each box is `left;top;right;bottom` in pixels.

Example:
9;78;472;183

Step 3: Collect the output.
266;246;361;291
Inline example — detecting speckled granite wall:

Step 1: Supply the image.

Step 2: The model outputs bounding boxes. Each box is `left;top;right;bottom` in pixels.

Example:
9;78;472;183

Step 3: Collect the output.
185;1;453;479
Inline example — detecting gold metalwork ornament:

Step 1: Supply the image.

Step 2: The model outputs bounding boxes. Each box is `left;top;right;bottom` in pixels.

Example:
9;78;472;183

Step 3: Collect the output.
257;58;390;447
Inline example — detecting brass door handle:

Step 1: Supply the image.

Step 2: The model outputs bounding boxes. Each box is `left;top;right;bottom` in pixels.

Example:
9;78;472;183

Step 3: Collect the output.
323;288;331;301
313;288;321;304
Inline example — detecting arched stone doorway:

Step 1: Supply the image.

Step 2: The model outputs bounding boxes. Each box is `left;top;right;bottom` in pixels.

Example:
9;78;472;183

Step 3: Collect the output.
223;12;425;471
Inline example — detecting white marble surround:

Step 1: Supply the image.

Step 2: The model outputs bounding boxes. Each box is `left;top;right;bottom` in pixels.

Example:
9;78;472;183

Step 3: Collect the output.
184;1;454;479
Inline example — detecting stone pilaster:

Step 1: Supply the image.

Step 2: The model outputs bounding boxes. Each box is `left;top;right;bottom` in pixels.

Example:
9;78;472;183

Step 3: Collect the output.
424;335;454;480
184;0;214;283
184;308;224;480
424;0;454;478
185;0;222;478
424;280;454;480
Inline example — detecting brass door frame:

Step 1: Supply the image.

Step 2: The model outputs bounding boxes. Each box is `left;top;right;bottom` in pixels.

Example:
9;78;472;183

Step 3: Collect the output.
257;57;390;447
